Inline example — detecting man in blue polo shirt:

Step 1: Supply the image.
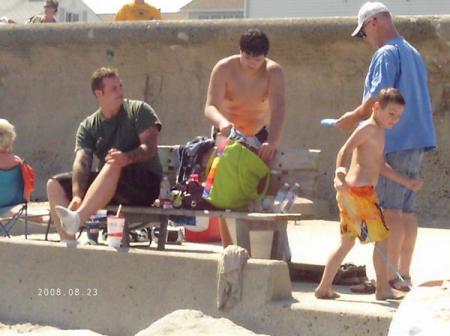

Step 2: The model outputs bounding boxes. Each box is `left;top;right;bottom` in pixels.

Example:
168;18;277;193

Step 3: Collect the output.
336;2;437;292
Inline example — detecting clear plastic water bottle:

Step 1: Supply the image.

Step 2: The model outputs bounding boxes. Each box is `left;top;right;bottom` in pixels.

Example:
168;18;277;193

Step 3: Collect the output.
273;183;290;213
262;195;275;212
281;183;300;213
159;175;171;203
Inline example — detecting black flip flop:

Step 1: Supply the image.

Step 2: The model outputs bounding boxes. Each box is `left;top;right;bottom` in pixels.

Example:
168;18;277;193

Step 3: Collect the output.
350;280;376;294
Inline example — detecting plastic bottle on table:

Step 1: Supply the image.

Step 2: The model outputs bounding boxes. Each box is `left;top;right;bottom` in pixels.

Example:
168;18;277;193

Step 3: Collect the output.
281;183;300;213
261;195;275;212
189;173;200;183
273;183;290;213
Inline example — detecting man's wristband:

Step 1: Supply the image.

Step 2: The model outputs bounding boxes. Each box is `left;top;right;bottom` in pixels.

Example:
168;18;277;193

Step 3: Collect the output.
335;167;348;175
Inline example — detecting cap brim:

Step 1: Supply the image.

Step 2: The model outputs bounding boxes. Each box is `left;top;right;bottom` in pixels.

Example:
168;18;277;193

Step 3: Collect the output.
351;23;363;37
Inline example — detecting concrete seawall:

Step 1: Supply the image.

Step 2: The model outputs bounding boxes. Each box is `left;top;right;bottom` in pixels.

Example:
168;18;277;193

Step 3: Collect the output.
1;18;449;225
0;239;393;336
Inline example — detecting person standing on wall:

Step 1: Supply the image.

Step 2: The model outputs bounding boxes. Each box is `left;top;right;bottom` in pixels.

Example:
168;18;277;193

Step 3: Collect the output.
336;2;437;291
26;0;58;24
115;0;162;21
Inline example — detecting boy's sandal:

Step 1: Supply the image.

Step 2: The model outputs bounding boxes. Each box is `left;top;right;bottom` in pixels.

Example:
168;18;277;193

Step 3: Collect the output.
389;275;412;292
350;280;376;294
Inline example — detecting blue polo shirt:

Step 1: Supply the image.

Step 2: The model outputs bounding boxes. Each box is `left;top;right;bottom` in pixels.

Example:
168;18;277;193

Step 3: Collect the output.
363;36;437;153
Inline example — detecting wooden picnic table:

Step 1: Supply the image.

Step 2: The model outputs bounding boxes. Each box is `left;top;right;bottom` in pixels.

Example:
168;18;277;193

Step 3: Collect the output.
108;205;304;260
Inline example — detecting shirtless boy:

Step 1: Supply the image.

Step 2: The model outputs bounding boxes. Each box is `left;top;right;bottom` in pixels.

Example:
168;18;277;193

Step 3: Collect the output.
315;88;423;301
204;28;286;246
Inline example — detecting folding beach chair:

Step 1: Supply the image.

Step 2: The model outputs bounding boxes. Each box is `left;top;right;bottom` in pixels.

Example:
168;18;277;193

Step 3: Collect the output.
0;162;36;239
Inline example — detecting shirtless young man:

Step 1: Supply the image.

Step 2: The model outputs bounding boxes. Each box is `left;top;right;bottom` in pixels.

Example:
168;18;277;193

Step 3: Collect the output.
315;88;423;300
205;28;285;162
204;28;286;246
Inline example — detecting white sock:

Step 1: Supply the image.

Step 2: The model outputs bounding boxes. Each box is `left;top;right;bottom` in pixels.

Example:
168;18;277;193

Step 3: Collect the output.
55;206;80;235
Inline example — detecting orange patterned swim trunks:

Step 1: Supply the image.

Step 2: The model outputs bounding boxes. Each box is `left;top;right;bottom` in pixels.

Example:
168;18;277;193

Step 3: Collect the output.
336;186;389;244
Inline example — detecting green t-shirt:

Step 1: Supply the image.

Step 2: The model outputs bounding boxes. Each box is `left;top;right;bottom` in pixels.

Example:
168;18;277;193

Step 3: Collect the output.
75;99;162;177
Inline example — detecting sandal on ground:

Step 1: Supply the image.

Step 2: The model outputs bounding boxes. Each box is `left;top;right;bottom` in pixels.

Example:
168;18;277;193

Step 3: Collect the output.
389;275;412;292
350;280;376;294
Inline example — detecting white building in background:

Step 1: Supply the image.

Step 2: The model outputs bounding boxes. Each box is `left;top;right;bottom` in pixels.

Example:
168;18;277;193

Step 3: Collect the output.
58;0;100;22
0;0;100;23
180;0;244;20
244;0;450;18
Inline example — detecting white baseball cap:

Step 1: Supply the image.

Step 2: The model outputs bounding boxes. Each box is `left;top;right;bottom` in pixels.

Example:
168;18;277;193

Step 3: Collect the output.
352;2;390;37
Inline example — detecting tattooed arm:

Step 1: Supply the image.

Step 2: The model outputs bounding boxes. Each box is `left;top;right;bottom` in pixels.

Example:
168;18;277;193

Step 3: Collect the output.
105;125;159;167
127;125;159;163
70;148;93;210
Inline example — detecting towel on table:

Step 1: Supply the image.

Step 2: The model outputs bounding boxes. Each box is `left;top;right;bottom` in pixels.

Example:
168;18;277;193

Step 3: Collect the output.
217;245;249;310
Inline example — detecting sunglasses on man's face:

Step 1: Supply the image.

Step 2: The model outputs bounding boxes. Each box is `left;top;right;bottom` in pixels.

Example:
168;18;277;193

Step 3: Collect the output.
356;30;367;39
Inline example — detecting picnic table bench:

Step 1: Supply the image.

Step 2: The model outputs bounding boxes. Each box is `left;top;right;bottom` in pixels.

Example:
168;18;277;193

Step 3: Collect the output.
45;145;321;260
108;145;321;260
107;205;304;260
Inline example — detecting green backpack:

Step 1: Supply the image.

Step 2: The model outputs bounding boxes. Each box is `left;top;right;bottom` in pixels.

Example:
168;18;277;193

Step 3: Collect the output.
202;140;270;210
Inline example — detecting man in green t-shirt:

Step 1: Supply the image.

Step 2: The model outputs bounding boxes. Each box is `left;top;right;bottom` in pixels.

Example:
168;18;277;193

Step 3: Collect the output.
47;67;163;243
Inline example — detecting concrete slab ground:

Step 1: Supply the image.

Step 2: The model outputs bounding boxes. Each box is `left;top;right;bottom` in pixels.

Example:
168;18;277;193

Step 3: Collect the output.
159;219;450;315
288;220;450;285
4;219;450;335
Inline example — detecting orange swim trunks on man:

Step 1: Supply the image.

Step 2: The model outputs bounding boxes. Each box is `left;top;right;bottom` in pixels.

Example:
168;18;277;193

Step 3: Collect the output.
336;186;389;244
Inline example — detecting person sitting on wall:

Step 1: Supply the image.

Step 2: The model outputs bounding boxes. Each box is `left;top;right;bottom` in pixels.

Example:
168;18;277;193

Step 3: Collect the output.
204;28;286;247
26;0;58;24
47;67;163;245
115;0;162;21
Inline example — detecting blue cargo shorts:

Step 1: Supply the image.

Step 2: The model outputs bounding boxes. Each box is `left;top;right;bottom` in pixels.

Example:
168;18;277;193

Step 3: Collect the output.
377;149;424;213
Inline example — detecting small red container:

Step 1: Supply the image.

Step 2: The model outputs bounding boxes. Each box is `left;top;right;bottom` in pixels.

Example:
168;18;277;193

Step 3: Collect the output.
185;217;221;242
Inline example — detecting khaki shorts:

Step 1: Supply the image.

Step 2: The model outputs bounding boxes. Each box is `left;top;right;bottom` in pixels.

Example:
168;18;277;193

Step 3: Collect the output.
377;149;424;213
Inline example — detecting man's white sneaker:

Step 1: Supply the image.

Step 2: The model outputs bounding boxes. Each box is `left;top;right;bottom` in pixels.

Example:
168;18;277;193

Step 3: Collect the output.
62;239;79;248
55;206;81;235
